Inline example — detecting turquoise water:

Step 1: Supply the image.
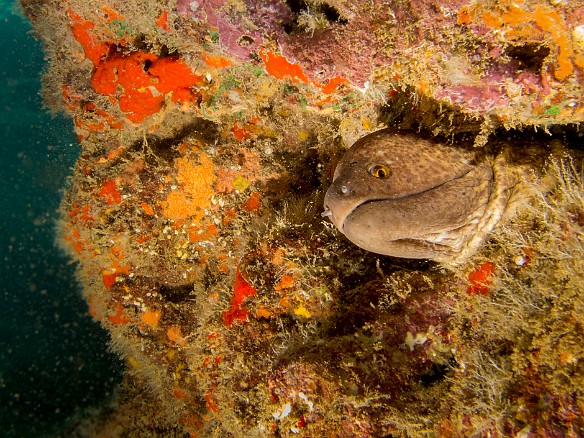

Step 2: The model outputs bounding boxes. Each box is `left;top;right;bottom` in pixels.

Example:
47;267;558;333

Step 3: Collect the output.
0;2;123;436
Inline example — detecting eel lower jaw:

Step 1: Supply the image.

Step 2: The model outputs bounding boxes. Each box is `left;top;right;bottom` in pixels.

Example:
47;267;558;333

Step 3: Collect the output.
322;197;367;231
336;199;371;233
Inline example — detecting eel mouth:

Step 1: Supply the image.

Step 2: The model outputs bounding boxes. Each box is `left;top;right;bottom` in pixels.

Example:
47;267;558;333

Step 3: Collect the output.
324;167;477;234
334;169;480;234
336;188;435;233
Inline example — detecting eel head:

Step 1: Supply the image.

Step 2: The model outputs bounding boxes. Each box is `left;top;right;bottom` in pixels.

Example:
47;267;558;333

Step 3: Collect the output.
323;128;517;263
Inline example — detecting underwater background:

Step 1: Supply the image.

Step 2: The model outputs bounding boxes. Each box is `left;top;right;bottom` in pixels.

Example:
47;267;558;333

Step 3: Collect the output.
0;2;122;436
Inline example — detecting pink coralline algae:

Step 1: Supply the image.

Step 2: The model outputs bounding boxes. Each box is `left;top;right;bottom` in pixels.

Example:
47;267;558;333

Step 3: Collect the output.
175;0;584;125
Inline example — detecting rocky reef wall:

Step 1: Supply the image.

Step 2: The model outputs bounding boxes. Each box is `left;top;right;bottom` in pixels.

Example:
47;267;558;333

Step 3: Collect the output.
21;0;584;436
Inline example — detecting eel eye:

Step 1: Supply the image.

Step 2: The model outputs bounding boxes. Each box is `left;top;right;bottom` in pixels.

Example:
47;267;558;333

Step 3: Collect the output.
367;164;391;178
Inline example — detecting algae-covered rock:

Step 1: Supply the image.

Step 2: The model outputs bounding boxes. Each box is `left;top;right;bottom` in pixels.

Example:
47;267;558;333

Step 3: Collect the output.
20;0;584;435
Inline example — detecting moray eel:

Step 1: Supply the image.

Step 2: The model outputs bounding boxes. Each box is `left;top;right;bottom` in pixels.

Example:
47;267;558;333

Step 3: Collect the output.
323;128;520;263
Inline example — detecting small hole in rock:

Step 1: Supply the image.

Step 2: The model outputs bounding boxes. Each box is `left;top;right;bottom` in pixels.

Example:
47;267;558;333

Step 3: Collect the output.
506;43;550;73
284;0;348;34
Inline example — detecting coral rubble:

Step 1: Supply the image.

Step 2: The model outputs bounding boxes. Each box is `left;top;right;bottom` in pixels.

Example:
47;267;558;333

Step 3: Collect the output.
20;0;584;436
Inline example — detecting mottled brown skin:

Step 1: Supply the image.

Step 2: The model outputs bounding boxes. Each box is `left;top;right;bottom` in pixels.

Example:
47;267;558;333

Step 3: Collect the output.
323;128;517;263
